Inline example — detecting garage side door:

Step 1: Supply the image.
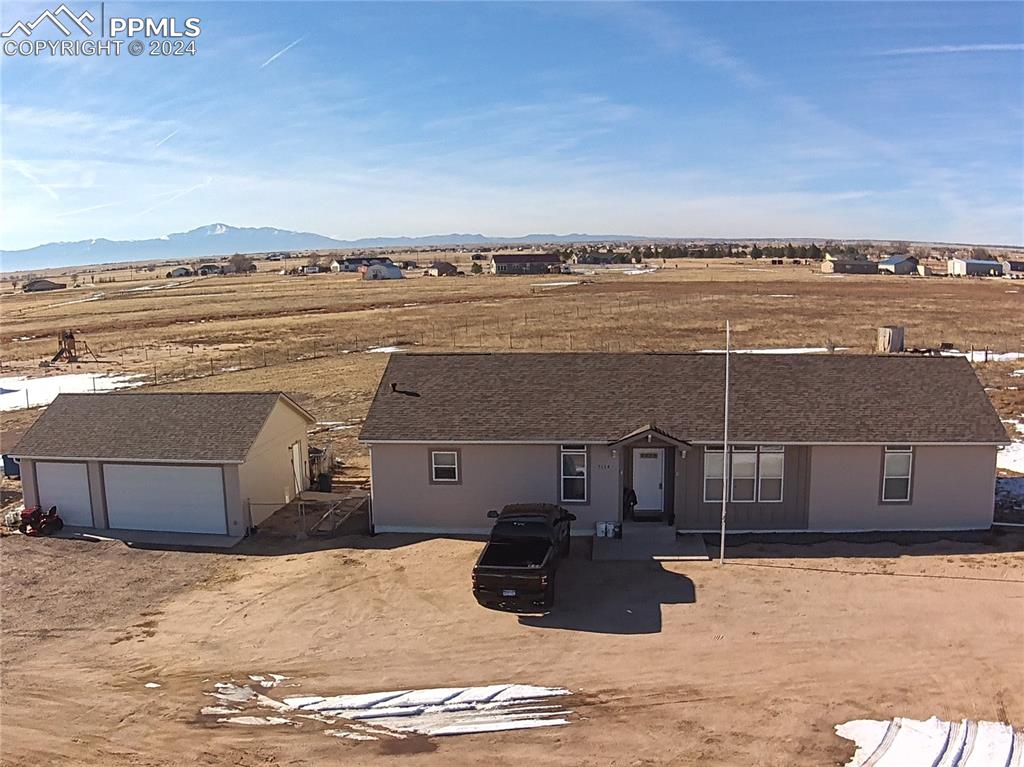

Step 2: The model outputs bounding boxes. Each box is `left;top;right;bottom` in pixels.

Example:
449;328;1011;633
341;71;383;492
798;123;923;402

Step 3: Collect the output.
35;462;93;527
104;464;227;534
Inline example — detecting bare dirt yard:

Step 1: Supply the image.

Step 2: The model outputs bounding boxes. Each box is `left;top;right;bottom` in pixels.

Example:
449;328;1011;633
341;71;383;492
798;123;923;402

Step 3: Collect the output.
2;259;1022;765
2;528;1023;767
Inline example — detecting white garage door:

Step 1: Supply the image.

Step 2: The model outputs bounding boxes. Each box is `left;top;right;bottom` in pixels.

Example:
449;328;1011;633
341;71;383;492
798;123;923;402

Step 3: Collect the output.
104;464;227;534
35;462;93;527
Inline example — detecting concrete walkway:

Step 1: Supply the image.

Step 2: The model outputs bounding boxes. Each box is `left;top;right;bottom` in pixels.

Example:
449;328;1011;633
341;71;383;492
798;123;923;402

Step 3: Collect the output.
592;524;709;561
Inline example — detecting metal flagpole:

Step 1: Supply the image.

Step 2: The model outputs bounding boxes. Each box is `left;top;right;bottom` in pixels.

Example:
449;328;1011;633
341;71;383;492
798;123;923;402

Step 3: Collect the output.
719;320;730;565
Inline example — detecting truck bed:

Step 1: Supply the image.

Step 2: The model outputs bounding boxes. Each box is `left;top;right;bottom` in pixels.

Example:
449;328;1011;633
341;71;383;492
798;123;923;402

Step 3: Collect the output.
476;540;551;569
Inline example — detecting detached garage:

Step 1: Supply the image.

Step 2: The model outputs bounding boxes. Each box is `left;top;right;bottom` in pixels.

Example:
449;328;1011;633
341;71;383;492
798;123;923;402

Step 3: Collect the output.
12;391;316;545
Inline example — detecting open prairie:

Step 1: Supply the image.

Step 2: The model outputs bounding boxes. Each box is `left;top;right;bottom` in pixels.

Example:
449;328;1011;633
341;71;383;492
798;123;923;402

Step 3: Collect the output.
2;259;1022;464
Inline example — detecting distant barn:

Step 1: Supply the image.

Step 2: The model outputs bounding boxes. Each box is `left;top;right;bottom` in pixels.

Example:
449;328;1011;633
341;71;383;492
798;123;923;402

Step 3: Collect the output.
23;279;67;292
948;258;1003;277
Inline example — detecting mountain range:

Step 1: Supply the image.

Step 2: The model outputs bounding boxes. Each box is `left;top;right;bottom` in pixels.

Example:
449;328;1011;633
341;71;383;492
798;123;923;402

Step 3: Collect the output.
0;224;652;272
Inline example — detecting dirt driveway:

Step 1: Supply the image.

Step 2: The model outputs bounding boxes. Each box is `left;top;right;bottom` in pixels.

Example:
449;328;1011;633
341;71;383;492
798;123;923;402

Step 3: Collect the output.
2;530;1022;766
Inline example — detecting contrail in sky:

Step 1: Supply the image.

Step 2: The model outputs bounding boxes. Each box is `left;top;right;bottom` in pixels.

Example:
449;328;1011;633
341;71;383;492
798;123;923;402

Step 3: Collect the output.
260;36;305;68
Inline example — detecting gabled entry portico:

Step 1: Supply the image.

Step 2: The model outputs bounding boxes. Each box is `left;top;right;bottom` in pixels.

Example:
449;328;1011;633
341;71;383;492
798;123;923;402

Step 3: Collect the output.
610;424;690;526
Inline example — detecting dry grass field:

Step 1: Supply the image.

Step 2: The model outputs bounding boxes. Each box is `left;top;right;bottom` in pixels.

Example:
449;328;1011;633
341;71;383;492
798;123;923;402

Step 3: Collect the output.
3;258;1022;464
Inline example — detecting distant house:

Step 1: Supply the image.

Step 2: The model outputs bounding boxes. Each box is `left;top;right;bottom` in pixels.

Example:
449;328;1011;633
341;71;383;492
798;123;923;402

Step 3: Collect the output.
23;279;67;292
821;260;878;275
361;263;405;280
427;261;459;277
1002;260;1024;279
491;253;562;274
303;265;325;275
197;264;223;276
877;254;919;275
948;258;1003;277
331;256;393;273
470;253;487;261
166;267;193;278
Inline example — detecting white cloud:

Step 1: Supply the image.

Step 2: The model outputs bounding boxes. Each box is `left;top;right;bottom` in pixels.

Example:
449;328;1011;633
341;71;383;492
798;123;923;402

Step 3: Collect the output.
879;43;1024;55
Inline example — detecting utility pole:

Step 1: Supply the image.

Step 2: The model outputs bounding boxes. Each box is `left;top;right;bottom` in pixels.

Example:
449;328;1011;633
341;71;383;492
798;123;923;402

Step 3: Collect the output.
719;320;730;566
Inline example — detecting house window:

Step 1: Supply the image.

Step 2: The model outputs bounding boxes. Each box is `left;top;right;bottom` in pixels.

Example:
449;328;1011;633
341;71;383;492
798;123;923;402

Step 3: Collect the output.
731;446;758;502
758;446;785;502
882;446;912;502
430;451;459;483
704;445;786;503
560;445;587;503
703;446;724;502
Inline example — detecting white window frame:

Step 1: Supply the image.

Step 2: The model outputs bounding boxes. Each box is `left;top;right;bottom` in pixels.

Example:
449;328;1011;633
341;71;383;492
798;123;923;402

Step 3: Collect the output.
430;450;459;483
881;446;913;502
560;445;587;503
703;445;785;503
757;446;785;503
702;445;725;503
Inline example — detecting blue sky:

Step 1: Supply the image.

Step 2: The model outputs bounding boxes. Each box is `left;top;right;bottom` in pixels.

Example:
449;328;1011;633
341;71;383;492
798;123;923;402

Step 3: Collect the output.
1;1;1022;251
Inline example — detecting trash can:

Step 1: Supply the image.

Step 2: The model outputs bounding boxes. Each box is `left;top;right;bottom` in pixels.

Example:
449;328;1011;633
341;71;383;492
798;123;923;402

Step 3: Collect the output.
316;473;332;492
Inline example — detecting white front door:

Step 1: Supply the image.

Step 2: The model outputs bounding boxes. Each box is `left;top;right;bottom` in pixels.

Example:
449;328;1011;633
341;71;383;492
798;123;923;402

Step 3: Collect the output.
632;448;664;514
290;441;306;496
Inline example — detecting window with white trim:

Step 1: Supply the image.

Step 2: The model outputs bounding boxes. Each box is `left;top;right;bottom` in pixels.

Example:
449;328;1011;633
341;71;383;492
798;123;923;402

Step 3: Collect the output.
560;445;587;502
882;446;912;502
431;450;459;482
703;446;724;502
757;446;785;502
703;445;786;503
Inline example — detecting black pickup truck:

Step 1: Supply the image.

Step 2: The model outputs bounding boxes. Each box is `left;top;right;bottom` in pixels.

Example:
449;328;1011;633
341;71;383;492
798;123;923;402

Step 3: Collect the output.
471;504;575;612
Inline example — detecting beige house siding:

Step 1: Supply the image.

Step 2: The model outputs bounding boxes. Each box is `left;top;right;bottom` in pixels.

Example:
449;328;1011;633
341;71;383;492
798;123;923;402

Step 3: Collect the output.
370;443;620;535
237;401;311;526
21;459;38;508
807;444;997;531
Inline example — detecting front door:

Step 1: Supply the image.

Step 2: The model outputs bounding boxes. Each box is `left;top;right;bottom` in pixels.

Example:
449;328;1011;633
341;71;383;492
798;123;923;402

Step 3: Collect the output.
632;448;664;516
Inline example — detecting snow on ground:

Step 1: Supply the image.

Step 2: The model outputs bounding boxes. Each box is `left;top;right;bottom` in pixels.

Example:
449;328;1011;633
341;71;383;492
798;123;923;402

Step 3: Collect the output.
998;442;1024;474
941;349;1024;363
530;281;580;287
699;347;850;355
366;346;406;353
0;373;146;411
835;716;1021;766
204;681;572;740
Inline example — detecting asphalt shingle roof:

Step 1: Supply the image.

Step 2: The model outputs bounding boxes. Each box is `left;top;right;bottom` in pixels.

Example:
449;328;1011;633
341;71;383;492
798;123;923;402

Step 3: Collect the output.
359;353;1009;445
12;392;311;462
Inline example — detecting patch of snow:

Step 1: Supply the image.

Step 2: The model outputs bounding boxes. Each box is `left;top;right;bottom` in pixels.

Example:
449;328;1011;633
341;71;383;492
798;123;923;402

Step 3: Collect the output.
366;346;406;354
767;294;796;298
623;267;658;275
835;717;1020;767
1011;369;1023;377
941;349;1024;363
0;373;146;411
201;706;239;715
144;682;161;689
530;281;579;287
218;716;294;726
998;441;1024;474
699;347;849;355
325;729;378;740
256;683;572;739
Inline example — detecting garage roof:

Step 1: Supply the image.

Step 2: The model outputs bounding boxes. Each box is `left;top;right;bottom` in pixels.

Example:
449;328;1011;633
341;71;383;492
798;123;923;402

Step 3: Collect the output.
12;392;314;463
360;352;1009;445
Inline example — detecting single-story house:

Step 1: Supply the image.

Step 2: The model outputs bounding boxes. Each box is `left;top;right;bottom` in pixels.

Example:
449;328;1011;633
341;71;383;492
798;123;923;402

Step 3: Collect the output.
491;253;562;274
820;260;878;275
877;254;919;275
11;392;316;543
332;256;394;272
427;261;459;277
948;258;1003;277
360;353;1008;536
197;263;223;276
362;263;405;280
166;267;194;278
1002;260;1024;279
23;279;68;292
